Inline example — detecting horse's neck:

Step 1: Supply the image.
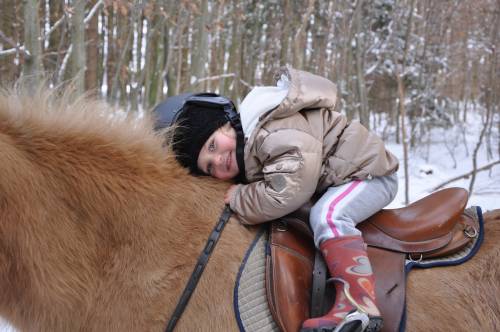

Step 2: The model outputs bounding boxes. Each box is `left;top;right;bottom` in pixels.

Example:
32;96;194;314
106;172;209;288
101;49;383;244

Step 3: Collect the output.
0;90;230;330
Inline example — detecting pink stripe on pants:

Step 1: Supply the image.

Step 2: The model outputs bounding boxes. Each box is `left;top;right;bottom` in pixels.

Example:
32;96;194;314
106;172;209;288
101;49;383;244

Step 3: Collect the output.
326;180;362;237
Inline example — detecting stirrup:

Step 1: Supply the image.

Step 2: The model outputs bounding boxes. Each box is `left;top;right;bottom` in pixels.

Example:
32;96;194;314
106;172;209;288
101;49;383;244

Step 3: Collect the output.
333;310;369;332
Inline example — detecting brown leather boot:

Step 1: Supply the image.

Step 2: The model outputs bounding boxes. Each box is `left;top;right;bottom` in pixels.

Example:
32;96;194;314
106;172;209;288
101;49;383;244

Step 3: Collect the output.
301;236;382;332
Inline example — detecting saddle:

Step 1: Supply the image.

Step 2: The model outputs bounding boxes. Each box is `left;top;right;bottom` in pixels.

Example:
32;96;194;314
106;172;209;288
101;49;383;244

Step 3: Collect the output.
265;187;478;332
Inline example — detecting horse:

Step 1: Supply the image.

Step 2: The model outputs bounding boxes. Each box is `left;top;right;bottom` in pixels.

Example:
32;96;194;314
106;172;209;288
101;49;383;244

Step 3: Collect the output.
0;86;499;332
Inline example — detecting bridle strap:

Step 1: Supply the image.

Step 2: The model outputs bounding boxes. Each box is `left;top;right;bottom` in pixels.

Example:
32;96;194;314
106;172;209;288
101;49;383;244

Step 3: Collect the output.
165;205;233;332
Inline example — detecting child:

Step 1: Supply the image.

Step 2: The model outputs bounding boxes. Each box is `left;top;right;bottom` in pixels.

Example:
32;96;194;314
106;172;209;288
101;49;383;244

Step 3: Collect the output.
154;67;398;332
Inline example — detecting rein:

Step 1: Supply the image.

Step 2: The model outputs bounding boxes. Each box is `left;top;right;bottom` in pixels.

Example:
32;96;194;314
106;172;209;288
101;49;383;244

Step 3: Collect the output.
165;205;232;332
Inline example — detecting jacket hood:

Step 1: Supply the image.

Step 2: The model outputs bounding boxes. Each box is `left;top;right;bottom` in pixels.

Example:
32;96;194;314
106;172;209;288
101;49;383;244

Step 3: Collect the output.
268;66;338;120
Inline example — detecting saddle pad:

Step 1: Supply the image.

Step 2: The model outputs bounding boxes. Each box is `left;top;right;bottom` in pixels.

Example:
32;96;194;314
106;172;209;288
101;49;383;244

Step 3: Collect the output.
234;230;279;332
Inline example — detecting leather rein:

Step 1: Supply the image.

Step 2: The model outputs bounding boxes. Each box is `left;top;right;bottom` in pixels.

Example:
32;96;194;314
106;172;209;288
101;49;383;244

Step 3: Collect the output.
165;206;232;331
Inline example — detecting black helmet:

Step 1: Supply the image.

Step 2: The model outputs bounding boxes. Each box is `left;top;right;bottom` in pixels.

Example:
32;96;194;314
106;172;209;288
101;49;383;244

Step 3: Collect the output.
153;92;246;182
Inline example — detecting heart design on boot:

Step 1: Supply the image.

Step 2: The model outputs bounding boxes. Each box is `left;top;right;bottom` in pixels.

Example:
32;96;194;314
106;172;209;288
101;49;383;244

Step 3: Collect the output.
358;277;376;298
346;256;373;276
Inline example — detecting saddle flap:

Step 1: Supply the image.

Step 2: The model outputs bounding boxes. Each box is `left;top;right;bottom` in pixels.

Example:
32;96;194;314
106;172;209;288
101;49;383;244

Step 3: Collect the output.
266;220;315;332
368;247;406;332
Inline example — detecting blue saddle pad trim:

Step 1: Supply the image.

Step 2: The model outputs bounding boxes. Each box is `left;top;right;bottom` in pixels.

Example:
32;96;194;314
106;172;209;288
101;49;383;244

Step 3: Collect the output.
398;206;485;332
233;228;267;332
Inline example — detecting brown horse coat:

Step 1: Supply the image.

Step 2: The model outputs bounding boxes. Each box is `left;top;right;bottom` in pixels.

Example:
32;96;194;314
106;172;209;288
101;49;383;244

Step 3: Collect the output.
0;86;499;331
406;209;500;331
0;86;256;331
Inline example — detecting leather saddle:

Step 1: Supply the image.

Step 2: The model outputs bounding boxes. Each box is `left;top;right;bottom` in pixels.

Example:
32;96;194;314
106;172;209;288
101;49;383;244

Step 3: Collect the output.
265;187;478;332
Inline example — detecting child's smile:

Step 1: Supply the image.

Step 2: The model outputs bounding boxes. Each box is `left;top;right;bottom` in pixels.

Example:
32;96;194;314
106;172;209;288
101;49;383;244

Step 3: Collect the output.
197;123;239;180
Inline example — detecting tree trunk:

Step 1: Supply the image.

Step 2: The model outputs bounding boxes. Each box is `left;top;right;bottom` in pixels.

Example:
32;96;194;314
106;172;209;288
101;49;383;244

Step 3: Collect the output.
85;0;99;93
191;0;209;91
242;0;259;89
130;3;145;111
343;2;357;119
353;0;369;128
143;3;167;109
110;1;137;105
262;5;278;85
0;0;19;83
293;0;315;69
279;0;291;67
105;3;116;99
164;1;185;97
47;0;64;80
215;1;228;93
207;0;221;91
175;13;190;95
224;0;242;101
395;0;415;206
312;1;330;76
22;0;43;89
70;0;86;94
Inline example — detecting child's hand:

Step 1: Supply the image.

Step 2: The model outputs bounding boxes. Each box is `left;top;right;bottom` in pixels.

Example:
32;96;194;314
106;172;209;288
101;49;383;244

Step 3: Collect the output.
224;184;239;205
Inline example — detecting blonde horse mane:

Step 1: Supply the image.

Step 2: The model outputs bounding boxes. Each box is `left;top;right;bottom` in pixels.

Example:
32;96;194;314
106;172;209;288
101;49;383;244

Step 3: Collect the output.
0;85;247;331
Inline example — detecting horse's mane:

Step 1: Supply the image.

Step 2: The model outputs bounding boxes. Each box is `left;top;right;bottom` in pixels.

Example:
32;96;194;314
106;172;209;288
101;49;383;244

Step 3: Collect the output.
0;85;190;224
0;85;167;161
0;85;230;331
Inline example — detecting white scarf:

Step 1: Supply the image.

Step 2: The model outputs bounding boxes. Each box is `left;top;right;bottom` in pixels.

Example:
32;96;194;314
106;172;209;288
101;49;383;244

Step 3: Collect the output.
239;75;290;138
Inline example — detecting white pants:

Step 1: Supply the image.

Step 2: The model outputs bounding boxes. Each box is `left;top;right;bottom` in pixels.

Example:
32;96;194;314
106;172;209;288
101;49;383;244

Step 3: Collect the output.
310;173;398;248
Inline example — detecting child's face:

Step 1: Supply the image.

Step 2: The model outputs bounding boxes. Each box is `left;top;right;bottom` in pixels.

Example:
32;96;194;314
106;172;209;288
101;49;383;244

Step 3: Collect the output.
197;123;239;180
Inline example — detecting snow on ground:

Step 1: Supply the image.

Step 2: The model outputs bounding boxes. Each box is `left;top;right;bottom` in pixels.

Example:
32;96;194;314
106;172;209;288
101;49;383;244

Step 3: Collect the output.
383;112;500;212
387;140;500;211
0;321;14;332
1;113;498;331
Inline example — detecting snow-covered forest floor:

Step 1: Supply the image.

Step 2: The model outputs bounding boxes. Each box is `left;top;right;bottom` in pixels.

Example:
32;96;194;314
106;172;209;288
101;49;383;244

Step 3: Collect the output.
1;110;498;331
382;111;499;211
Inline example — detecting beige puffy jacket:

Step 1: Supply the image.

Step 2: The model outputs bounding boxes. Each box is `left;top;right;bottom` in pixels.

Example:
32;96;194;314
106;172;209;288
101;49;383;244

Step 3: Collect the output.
230;67;399;225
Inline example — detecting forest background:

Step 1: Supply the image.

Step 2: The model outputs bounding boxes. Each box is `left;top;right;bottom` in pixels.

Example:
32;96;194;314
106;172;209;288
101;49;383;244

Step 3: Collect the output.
0;0;499;208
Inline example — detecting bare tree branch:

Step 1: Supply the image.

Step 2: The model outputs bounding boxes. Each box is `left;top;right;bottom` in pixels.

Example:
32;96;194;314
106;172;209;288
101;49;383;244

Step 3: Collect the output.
195;73;254;89
84;0;104;25
57;44;73;83
0;45;30;58
432;160;500;191
0;30;31;58
196;73;238;83
41;14;67;43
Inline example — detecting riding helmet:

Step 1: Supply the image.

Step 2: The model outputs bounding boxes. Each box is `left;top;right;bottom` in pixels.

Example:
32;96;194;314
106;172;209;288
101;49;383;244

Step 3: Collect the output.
153;93;246;183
